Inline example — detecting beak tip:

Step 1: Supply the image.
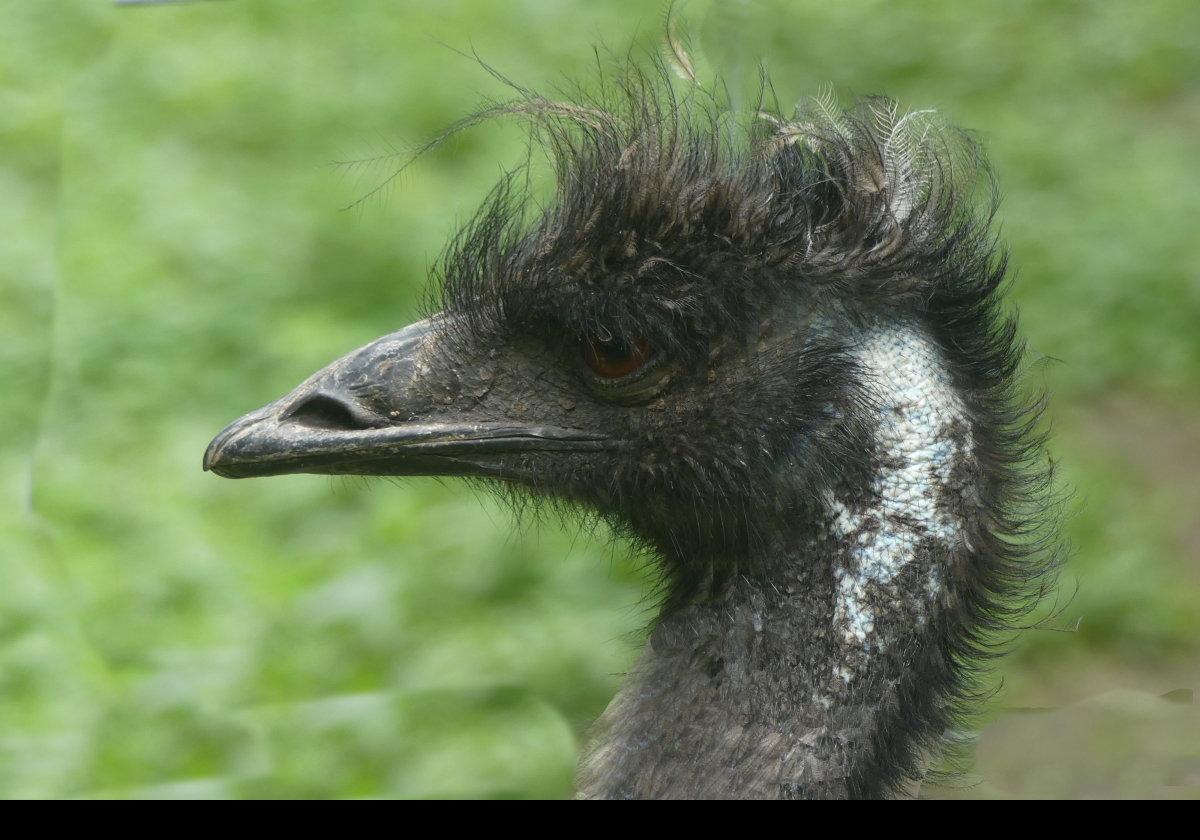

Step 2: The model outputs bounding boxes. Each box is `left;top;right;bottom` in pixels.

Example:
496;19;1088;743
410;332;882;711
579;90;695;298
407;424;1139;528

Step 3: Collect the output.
204;417;250;477
202;440;228;476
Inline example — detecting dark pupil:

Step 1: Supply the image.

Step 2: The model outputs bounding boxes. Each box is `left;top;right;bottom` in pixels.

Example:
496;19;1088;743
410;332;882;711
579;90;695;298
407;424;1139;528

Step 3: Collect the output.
598;337;631;359
584;333;650;379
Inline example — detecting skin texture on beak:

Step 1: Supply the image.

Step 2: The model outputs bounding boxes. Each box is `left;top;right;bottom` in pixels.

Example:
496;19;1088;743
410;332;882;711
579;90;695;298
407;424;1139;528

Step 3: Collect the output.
203;316;610;481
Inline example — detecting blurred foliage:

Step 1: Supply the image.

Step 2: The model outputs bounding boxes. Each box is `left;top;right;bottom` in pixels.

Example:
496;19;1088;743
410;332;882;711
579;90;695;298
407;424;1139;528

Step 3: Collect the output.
1;0;1197;798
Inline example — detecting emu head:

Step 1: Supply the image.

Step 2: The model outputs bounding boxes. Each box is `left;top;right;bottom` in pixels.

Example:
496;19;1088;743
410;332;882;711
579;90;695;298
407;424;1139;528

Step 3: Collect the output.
205;73;1007;604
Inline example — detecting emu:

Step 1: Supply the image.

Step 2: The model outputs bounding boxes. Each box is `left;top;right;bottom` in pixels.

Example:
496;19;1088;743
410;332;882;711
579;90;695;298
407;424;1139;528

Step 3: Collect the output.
204;62;1056;799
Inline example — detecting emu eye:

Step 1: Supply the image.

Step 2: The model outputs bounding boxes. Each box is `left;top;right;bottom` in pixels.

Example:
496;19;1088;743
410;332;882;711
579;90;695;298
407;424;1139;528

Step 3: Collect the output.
583;332;651;379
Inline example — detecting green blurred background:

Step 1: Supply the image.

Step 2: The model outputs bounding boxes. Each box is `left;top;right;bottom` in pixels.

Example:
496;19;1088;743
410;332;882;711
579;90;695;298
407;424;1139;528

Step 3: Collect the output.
3;0;1197;798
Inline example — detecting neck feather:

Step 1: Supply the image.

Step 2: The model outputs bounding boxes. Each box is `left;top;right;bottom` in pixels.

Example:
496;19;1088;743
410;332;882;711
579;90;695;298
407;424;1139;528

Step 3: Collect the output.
577;320;981;799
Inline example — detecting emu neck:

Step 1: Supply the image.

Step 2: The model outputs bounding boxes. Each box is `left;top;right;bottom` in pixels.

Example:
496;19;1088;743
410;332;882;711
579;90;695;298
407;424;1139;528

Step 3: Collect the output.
577;321;976;799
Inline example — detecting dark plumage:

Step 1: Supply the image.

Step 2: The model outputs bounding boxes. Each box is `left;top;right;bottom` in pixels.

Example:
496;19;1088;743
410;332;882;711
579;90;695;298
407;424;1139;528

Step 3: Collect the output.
204;58;1058;799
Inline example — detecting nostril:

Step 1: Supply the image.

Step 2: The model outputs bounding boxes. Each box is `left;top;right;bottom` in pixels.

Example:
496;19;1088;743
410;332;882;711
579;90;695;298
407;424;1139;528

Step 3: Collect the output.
285;394;377;431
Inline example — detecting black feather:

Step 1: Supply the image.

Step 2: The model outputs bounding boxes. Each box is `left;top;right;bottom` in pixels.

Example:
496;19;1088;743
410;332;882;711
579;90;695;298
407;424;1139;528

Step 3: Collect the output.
206;52;1063;799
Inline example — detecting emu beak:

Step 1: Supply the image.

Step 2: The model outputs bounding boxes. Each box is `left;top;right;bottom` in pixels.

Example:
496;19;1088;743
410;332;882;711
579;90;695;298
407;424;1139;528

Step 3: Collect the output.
203;316;609;480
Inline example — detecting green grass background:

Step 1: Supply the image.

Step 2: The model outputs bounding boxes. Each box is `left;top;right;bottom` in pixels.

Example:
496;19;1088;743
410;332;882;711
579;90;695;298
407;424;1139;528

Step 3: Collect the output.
3;0;1198;797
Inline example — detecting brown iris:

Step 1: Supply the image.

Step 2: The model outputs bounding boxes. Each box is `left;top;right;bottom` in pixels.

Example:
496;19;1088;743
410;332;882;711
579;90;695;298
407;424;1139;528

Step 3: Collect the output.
583;332;651;379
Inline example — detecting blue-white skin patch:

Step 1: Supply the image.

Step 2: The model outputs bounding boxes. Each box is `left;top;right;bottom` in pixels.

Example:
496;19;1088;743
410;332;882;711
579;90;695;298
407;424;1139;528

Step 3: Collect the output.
823;321;969;685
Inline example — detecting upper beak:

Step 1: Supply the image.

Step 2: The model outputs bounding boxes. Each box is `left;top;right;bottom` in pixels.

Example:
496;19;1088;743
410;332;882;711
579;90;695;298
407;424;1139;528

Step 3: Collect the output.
203;316;609;480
